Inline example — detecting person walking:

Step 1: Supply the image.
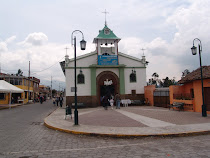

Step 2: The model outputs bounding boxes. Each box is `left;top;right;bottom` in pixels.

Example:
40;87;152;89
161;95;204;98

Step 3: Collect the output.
56;96;59;106
52;97;55;106
40;96;43;104
101;95;105;107
59;96;63;107
115;93;121;109
103;95;109;110
109;98;114;109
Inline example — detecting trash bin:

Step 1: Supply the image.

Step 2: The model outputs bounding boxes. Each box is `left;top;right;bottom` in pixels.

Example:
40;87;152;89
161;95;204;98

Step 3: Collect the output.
65;105;72;119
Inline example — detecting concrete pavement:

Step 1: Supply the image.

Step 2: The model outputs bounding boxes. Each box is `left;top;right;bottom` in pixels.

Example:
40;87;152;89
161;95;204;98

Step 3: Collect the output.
44;106;210;137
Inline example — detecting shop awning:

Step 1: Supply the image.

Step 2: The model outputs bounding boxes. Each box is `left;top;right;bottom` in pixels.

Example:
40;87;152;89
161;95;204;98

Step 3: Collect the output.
0;80;24;93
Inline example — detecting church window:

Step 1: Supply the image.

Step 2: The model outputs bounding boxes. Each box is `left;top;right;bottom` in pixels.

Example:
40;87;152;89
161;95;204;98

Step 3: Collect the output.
102;53;110;56
130;69;136;83
77;69;85;84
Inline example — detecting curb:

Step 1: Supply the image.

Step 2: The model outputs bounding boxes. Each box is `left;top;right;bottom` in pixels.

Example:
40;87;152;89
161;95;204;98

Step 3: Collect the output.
0;104;23;110
44;117;210;138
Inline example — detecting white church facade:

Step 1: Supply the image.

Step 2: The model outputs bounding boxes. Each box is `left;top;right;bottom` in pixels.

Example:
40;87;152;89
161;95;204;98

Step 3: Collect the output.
61;24;148;107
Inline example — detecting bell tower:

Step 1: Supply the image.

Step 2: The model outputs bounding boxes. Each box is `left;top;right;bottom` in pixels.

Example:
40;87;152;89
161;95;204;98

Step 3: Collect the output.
93;11;121;65
93;25;121;65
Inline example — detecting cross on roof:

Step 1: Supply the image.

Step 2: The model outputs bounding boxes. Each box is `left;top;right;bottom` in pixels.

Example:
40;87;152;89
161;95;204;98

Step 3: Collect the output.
102;9;109;26
65;47;69;55
141;48;146;55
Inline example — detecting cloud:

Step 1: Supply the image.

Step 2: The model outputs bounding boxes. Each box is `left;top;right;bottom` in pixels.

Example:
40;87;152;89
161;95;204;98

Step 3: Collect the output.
0;35;16;52
0;42;8;52
1;32;96;90
19;32;48;46
5;36;16;43
1;42;66;89
166;0;210;68
119;37;145;57
147;38;169;56
118;0;210;80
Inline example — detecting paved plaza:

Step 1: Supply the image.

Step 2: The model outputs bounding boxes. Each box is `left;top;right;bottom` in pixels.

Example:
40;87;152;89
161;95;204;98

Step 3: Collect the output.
45;106;210;137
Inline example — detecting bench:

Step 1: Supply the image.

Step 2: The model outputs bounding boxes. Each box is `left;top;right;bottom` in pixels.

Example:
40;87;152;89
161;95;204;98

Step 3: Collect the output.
169;102;184;111
71;103;85;108
131;100;142;105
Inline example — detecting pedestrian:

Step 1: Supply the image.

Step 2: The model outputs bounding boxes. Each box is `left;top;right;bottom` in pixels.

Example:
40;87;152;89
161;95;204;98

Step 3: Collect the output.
53;97;55;106
59;96;63;107
11;97;14;104
103;95;109;110
109;98;114;109
101;95;105;107
115;93;121;109
56;97;59;106
40;96;43;104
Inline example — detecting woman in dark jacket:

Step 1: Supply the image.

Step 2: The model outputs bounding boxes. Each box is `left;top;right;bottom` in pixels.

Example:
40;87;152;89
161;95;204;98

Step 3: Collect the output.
103;95;109;110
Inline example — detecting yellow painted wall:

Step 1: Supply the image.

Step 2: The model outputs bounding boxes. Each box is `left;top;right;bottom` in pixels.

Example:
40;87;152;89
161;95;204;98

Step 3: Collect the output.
0;78;39;105
16;80;34;103
0;93;10;104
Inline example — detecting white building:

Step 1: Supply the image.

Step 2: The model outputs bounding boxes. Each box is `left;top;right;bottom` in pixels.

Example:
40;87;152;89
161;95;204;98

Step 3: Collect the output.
60;23;148;107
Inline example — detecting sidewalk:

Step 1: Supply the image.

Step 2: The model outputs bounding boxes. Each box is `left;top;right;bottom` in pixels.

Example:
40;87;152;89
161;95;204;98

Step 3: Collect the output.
44;106;210;137
0;104;22;110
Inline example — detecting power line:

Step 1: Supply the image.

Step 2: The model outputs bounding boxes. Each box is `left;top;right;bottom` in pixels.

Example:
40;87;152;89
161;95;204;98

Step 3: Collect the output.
31;56;65;75
1;56;65;75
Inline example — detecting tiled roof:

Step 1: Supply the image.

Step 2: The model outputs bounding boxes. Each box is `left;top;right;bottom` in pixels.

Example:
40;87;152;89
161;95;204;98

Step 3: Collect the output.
178;66;210;84
96;25;119;39
93;25;121;43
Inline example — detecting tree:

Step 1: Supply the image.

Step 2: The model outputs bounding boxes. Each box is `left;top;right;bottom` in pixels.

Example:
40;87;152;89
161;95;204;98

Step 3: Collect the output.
162;76;176;87
52;89;57;97
152;72;159;80
182;69;190;78
16;69;23;76
148;73;177;87
148;72;160;87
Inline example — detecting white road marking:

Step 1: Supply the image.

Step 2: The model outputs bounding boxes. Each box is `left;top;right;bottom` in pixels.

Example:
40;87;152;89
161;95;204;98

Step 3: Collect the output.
117;110;176;127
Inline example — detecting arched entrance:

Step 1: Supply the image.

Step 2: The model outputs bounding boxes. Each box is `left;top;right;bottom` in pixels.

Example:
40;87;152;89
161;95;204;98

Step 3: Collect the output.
96;71;119;106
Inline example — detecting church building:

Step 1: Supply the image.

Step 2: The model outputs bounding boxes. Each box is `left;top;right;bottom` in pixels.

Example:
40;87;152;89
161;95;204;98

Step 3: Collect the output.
61;23;148;107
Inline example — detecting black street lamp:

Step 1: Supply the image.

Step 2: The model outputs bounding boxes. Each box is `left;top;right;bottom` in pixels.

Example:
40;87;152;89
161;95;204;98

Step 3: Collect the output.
191;38;207;117
71;30;86;125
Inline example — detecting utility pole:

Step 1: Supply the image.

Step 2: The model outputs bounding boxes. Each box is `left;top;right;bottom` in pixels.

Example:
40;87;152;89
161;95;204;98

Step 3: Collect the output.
51;76;52;98
28;61;30;103
59;83;60;95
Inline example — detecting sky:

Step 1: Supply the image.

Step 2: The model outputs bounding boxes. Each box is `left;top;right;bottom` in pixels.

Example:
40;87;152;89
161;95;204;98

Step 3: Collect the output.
0;0;210;90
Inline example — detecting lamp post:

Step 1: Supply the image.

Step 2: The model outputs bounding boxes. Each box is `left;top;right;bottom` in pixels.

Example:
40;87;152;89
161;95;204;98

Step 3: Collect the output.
71;30;86;125
191;38;207;117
